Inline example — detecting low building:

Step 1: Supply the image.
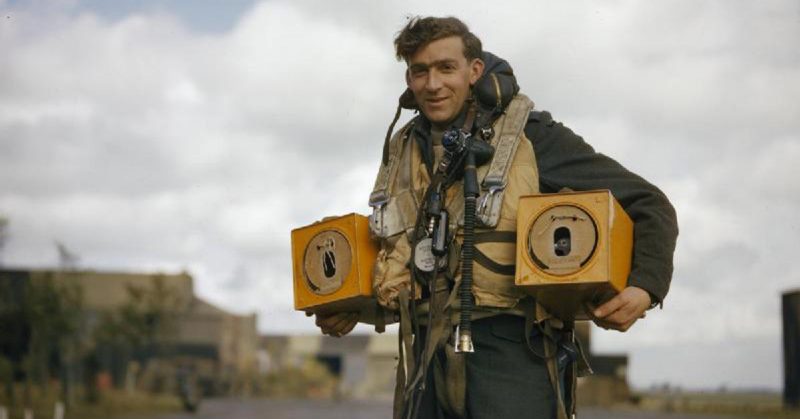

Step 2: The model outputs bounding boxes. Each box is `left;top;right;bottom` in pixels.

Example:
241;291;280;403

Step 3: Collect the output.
0;268;258;395
261;333;397;400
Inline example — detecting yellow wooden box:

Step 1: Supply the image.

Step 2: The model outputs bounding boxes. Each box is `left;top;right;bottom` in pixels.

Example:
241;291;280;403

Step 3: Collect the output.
515;190;633;320
291;213;382;320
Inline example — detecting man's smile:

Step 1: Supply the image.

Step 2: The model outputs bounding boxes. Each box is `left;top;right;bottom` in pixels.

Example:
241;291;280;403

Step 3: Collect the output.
426;97;448;105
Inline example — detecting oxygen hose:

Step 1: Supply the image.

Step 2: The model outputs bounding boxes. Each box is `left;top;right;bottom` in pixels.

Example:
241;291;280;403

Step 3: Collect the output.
457;148;479;353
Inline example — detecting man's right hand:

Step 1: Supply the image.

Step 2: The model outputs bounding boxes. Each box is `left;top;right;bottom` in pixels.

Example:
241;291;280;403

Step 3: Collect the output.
309;312;359;337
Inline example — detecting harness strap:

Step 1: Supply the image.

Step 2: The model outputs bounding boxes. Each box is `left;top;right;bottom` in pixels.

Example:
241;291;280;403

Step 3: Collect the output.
370;123;414;237
475;94;534;228
473;230;516;243
472;231;516;275
474;248;515;276
482;95;533;188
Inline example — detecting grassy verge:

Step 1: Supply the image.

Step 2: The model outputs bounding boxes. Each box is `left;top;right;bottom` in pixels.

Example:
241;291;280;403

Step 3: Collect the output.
0;386;182;419
633;391;800;418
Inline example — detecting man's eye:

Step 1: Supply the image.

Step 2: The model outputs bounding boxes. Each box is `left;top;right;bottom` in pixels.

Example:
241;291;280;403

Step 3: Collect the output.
411;69;427;77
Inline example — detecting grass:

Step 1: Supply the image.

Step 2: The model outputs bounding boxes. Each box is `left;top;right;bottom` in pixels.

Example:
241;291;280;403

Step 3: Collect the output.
0;385;182;419
634;390;800;418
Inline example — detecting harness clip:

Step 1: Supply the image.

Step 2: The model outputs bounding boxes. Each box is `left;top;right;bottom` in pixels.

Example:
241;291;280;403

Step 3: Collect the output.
476;183;505;228
368;191;390;237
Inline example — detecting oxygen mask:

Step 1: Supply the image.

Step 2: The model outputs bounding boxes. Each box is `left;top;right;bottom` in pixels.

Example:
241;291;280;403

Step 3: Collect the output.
440;128;495;180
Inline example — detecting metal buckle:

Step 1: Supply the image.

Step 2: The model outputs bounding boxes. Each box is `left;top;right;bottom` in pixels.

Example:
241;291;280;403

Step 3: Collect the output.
477;184;505;215
369;191;389;236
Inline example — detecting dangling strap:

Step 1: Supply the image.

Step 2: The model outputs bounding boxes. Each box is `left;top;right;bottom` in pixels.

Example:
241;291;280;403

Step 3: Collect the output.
394;289;415;419
383;103;403;165
525;302;570;419
433;335;467;418
394;329;406;419
401;276;456;419
372;122;410;203
542;325;569;419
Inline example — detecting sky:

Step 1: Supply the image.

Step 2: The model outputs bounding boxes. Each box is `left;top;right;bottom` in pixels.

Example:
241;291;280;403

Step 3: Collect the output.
0;0;798;391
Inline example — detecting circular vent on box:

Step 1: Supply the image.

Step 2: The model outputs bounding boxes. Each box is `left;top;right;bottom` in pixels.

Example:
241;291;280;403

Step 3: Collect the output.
303;230;352;295
527;205;598;276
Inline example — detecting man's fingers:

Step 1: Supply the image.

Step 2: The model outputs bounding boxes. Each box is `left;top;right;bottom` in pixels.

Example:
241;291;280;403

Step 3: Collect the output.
337;315;359;337
593;293;625;319
320;312;359;336
603;308;634;327
329;313;356;332
316;312;347;329
593;315;638;332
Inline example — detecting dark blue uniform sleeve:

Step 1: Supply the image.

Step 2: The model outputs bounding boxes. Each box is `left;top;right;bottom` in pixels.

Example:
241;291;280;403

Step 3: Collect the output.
524;111;679;304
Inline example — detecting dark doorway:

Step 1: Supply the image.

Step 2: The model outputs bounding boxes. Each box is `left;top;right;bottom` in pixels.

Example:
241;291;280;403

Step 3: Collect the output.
316;355;342;377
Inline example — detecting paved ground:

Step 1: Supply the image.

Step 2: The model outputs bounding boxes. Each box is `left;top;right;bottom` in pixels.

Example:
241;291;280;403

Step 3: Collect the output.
124;398;772;419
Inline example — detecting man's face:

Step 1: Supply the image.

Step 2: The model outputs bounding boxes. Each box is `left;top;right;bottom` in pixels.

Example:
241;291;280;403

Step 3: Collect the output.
406;36;484;128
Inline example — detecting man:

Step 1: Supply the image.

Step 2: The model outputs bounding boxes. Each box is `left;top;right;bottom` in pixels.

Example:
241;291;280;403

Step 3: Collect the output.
315;16;677;419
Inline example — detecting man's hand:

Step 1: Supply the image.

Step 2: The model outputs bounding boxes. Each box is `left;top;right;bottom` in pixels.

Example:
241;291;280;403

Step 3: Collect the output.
308;312;359;337
589;286;652;332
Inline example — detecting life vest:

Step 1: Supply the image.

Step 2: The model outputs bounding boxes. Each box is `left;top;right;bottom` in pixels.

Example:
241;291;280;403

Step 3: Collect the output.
369;94;538;310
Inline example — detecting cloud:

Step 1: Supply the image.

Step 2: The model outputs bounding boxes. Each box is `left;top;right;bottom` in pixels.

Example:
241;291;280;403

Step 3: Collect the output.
0;0;798;390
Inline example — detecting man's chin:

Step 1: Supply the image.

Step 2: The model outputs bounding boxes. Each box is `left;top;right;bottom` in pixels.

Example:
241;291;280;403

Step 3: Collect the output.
422;110;454;127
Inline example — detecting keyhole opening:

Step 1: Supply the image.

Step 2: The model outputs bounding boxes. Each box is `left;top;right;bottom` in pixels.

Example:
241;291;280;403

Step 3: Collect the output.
322;251;337;278
554;227;571;256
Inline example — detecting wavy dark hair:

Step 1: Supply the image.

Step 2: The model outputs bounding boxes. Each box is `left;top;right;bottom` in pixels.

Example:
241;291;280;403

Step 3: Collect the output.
394;16;483;62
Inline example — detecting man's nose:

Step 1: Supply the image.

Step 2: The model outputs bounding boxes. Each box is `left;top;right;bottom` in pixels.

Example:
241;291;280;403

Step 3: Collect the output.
425;70;443;91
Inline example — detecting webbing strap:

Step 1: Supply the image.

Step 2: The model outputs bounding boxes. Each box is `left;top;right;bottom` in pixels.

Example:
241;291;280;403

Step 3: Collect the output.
474;247;515;276
473;230;516;243
482;95;534;188
473;231;516;275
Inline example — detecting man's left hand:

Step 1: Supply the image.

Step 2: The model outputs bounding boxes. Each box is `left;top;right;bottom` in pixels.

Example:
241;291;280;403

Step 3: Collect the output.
589;286;652;332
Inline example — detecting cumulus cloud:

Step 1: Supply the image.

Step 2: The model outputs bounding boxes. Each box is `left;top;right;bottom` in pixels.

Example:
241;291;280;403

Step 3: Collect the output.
0;0;798;390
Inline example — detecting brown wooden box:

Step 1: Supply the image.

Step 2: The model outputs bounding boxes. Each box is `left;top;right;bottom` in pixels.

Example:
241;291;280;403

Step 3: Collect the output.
291;214;385;323
515;190;633;320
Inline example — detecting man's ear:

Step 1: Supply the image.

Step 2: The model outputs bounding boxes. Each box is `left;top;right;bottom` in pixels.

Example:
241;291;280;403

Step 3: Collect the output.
469;58;485;85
